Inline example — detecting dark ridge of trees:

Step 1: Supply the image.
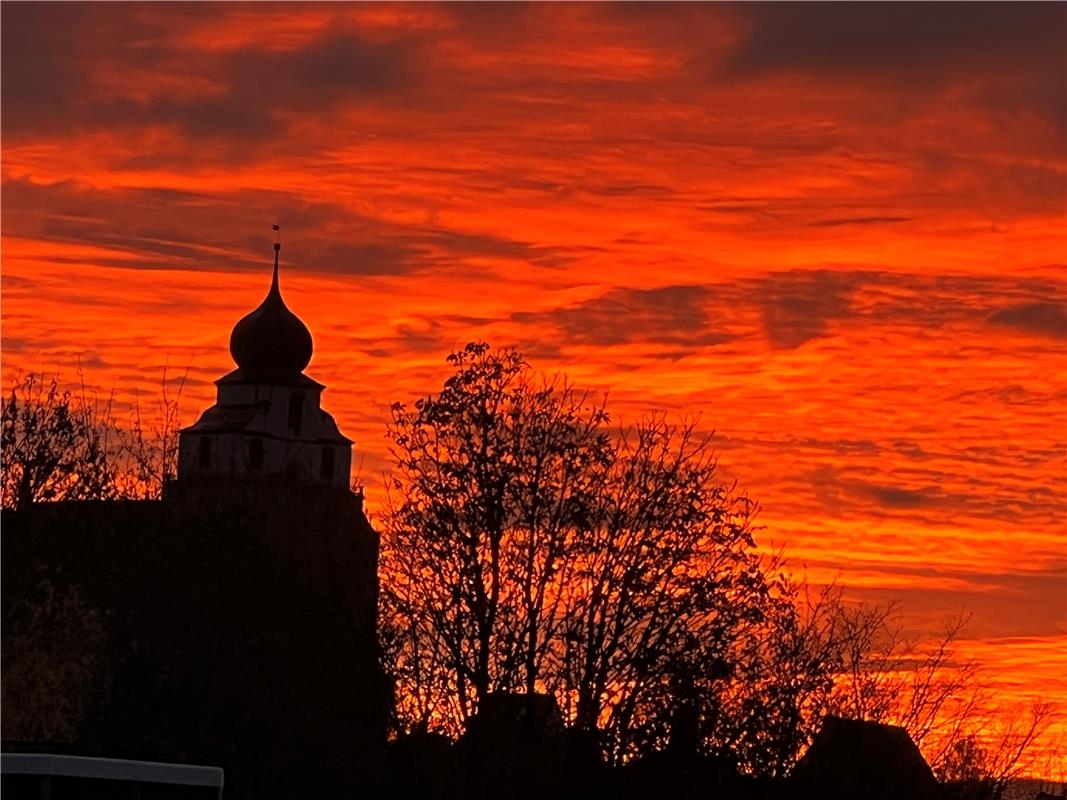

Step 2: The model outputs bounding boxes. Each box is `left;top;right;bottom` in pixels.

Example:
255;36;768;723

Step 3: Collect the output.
379;342;1057;783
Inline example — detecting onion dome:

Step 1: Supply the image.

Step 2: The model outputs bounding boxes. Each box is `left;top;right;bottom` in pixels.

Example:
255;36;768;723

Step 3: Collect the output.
229;243;313;379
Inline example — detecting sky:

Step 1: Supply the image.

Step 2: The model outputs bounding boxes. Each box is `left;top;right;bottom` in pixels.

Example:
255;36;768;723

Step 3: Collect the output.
2;1;1065;772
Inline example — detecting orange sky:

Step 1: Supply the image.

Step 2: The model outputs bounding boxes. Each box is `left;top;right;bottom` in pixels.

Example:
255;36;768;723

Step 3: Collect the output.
2;2;1065;773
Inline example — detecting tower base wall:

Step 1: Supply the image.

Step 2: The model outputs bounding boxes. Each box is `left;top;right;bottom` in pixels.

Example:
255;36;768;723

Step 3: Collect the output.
1;486;388;799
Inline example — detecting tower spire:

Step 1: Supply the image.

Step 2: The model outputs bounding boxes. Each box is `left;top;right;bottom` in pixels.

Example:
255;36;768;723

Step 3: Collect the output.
228;222;313;378
271;224;281;292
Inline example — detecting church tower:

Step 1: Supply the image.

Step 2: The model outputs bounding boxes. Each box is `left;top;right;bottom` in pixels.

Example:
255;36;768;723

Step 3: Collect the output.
6;236;386;800
177;238;352;489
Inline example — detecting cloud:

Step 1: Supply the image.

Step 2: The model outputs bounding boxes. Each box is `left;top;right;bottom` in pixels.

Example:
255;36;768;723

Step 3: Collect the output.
706;2;1067;139
753;270;1067;349
759;271;855;349
513;285;734;349
403;228;562;267
892;440;929;460
509;270;1067;356
577;180;675;199
987;301;1067;340
966;70;1067;134
808;216;912;228
92;31;414;140
809;469;947;519
842;566;1067;638
721;3;1065;82
3;177;286;272
1;5;421;141
1;176;563;278
1;4;109;135
860;483;941;510
806;456;1067;532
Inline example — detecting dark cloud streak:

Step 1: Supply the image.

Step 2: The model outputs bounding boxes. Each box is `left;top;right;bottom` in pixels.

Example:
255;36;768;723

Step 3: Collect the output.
2;6;420;141
987;302;1067;340
721;2;1065;81
808;216;912;228
513;285;734;349
760;271;854;349
1;176;567;278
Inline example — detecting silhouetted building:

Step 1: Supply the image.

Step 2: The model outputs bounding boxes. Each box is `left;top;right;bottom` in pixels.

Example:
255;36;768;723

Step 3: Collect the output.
455;692;598;800
792;716;938;800
466;692;565;740
178;240;351;488
2;243;386;799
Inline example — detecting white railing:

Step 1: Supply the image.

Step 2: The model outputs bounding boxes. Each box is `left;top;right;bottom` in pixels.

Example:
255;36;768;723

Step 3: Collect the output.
1;753;223;798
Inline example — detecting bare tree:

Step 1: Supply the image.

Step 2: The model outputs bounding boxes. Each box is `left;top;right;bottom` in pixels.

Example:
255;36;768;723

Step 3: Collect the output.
713;580;845;777
381;343;790;769
1;370;185;509
383;343;613;726
935;703;1055;797
828;601;985;757
554;415;773;765
825;598;1057;792
1;373;119;509
119;367;187;499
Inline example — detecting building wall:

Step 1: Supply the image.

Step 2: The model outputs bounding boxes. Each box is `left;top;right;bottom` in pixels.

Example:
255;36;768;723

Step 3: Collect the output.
178;431;351;488
215;382;323;434
1;486;387;799
178;380;351;489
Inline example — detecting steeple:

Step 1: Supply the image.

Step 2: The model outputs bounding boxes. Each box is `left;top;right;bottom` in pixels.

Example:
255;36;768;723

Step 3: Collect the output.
228;235;313;382
176;228;352;491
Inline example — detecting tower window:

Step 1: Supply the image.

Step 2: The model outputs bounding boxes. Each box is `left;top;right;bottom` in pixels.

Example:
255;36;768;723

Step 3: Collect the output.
320;446;335;481
288;391;305;435
249;438;263;470
198;437;213;469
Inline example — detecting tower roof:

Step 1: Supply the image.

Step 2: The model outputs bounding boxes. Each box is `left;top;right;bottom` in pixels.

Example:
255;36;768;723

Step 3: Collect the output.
228;242;313;381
